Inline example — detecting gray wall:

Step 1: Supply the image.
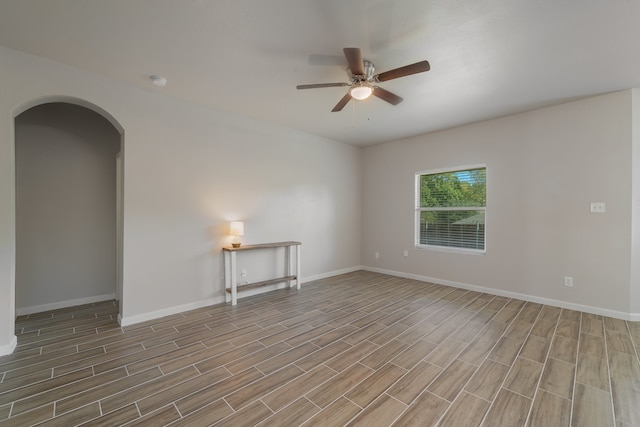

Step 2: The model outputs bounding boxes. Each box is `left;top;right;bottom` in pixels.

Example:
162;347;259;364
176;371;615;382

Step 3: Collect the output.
15;103;120;312
1;46;362;352
362;91;636;317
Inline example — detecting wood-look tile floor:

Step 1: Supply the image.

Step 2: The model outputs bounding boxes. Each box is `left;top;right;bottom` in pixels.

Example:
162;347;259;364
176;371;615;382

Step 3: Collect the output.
1;271;640;426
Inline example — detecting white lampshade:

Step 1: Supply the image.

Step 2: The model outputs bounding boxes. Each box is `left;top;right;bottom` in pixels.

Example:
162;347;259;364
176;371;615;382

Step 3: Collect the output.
350;86;373;100
229;221;244;236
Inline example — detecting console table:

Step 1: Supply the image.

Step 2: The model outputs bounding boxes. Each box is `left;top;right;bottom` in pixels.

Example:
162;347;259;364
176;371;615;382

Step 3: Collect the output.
222;241;301;305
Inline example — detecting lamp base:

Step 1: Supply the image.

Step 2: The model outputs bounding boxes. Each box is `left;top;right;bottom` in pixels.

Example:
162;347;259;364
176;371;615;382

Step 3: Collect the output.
232;243;241;248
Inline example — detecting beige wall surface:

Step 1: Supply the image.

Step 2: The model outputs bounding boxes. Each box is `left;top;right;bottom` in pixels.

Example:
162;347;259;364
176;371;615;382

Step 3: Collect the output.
0;47;362;353
362;91;635;316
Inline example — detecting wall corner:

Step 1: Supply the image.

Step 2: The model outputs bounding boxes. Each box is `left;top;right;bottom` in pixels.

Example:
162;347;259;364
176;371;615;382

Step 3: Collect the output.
630;88;640;314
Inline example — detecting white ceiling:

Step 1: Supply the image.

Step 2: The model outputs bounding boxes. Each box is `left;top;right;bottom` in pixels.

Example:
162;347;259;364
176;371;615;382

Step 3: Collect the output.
2;0;640;146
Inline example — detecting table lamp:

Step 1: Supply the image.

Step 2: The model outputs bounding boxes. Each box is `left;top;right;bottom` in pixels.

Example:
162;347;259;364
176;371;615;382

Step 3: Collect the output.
229;221;244;248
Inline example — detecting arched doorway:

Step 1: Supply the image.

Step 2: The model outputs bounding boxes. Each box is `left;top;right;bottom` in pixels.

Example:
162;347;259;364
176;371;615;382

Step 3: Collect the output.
14;101;124;318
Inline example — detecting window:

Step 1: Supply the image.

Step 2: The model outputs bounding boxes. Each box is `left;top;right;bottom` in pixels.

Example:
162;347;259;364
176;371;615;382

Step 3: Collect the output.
415;166;486;252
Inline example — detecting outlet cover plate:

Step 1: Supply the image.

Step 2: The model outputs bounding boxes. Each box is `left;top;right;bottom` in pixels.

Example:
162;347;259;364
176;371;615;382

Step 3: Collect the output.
590;202;605;213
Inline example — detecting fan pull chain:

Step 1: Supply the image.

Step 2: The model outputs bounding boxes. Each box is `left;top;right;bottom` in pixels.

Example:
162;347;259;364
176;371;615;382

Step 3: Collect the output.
351;98;356;128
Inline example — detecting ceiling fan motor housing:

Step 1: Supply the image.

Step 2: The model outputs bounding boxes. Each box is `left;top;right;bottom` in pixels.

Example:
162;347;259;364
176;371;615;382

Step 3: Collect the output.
349;60;376;83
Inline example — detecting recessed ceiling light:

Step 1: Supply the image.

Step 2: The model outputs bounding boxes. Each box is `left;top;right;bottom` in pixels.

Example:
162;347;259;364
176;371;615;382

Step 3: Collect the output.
150;75;167;87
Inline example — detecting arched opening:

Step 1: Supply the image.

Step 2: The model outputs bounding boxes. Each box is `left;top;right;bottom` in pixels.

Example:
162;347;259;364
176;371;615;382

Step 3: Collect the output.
14;101;124;318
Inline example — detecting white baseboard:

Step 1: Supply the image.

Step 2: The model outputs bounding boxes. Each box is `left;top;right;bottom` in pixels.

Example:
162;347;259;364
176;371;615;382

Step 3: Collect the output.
117;266;365;327
116;263;639;329
0;335;17;356
16;293;116;316
233;266;364;300
118;296;225;327
301;266;363;284
363;266;640;322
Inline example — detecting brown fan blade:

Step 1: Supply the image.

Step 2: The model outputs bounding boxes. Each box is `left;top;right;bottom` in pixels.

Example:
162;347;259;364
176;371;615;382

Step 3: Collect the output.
343;47;365;76
297;83;349;90
332;93;352;112
373;87;403;105
375;60;430;82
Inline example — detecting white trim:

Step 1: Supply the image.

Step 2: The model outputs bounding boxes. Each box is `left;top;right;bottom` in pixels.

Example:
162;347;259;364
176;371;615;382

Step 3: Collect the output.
415;165;487;252
229;282;290;301
16;293;116;316
363;266;640;321
116;265;364;327
0;335;17;356
118;296;225;327
415;163;488;177
300;266;363;284
414;244;486;256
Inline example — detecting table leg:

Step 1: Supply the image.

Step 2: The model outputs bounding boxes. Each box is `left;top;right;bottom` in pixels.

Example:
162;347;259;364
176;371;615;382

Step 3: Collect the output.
296;244;301;290
285;245;291;288
231;251;237;305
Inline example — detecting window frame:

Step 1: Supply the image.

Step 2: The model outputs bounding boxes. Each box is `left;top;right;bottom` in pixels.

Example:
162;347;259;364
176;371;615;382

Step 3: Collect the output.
414;164;487;255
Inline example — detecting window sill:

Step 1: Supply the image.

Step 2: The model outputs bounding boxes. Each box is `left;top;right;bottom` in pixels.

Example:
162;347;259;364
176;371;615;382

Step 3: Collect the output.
415;245;486;256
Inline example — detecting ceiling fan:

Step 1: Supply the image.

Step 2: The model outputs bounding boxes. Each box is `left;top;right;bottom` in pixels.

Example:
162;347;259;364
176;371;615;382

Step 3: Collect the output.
296;47;430;112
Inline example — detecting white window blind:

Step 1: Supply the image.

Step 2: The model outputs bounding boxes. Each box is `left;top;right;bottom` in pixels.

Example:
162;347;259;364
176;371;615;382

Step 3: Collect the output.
415;167;486;251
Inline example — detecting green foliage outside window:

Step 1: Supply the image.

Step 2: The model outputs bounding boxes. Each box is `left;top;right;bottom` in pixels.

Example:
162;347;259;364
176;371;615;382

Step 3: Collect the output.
417;167;486;250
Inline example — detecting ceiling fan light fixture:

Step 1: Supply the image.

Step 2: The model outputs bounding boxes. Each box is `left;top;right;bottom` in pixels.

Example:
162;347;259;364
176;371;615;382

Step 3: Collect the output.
350;85;373;100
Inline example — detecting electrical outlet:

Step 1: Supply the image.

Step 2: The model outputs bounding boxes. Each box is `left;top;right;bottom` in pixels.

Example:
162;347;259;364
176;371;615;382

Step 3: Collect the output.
403;249;408;257
375;252;380;259
564;276;573;287
241;269;247;277
590;202;605;213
